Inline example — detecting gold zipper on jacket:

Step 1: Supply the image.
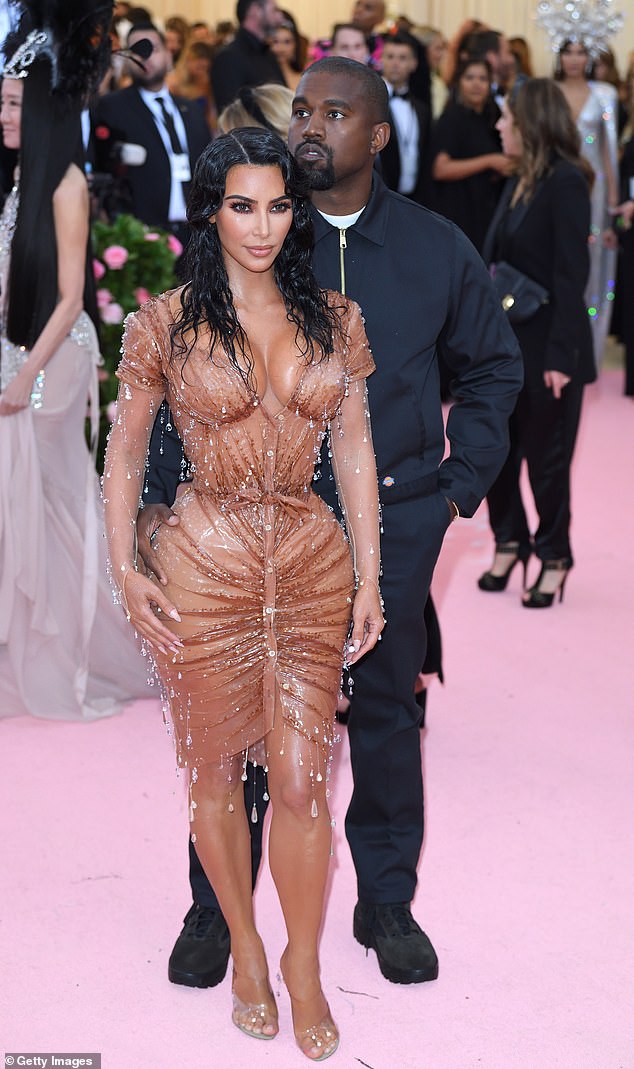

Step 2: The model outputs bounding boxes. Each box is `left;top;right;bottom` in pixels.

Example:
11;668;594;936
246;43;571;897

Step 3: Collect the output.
339;228;347;294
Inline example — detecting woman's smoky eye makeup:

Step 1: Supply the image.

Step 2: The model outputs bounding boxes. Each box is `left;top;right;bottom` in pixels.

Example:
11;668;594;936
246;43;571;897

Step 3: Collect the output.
222;197;293;214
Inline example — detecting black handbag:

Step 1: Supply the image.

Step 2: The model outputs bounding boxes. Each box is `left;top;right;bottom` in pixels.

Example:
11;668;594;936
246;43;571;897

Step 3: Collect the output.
490;261;550;324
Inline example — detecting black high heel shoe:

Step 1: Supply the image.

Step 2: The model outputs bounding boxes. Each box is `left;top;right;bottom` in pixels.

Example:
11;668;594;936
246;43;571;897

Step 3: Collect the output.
478;542;531;592
522;559;571;608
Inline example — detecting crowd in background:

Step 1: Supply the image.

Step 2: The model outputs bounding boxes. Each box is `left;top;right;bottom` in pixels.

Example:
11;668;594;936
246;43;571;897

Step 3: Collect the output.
84;1;634;392
0;5;629;1045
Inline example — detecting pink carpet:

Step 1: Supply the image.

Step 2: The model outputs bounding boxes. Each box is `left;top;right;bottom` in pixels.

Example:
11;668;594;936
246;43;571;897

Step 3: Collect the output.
2;370;633;1069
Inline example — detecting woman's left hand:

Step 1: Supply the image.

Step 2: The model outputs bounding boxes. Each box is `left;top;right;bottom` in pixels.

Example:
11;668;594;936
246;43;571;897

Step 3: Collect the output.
602;227;618;250
543;370;571;399
0;369;34;415
614;200;634;226
346;581;385;665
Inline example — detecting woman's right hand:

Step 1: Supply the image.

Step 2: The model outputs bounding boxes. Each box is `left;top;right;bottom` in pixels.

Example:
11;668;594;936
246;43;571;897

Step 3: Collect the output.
121;568;184;656
543;370;571;399
488;153;515;176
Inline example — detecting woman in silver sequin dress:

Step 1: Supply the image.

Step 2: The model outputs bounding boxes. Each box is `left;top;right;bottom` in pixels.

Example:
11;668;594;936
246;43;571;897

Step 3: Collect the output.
556;40;619;368
0;22;149;720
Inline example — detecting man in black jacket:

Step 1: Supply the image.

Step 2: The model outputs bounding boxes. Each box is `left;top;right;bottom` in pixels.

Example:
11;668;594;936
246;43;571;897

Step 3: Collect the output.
380;32;430;206
94;23;210;244
139;58;522;990
211;0;285;114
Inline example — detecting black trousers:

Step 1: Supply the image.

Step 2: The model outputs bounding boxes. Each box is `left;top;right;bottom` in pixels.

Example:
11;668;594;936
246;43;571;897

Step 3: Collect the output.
345;492;449;902
485;380;584;564
188;490;449;909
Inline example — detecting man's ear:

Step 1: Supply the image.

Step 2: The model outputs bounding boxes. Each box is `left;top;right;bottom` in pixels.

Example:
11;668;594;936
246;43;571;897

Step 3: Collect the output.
370;121;391;155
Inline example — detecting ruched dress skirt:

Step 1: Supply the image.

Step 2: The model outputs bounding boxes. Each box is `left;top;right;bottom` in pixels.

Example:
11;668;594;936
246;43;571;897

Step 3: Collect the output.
116;290;375;771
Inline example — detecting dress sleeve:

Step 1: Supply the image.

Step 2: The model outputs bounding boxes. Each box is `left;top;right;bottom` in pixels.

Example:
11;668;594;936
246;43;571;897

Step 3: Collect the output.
116;305;166;392
344;300;376;382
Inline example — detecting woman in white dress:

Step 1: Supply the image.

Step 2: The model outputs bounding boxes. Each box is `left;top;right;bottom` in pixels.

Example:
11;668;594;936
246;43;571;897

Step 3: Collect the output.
0;6;149;720
556;39;619;368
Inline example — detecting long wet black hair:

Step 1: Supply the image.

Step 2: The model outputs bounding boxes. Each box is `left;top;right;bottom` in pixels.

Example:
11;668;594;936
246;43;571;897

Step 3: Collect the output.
3;0;113;351
172;127;340;389
4;56;98;348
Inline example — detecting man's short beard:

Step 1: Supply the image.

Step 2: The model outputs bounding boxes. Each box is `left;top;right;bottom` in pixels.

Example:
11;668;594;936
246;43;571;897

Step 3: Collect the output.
295;153;336;191
131;65;168;91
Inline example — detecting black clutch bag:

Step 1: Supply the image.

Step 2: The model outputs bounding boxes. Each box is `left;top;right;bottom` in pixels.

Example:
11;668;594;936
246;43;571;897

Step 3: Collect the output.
491;261;550;324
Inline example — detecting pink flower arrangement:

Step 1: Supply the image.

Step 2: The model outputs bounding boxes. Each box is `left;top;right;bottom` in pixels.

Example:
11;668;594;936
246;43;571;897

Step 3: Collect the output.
144;232;161;242
96;287;113;309
101;301;124;325
166;233;184;257
103;244;129;270
93;258;106;281
134;287;151;306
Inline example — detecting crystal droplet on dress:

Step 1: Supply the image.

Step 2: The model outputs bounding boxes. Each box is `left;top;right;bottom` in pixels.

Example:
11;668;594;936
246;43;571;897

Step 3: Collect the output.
109;292;377;816
251;803;258;823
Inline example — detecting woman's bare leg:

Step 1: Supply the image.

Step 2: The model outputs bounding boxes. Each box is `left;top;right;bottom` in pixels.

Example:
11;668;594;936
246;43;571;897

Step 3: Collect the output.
266;710;339;1059
191;756;278;1037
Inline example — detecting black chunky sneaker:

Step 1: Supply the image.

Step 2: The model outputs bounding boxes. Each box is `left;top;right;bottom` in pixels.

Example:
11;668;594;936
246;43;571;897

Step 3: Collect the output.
168;904;231;988
353;901;439;984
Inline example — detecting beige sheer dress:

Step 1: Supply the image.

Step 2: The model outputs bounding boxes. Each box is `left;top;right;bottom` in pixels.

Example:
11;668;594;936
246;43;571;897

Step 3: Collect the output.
110;290;376;772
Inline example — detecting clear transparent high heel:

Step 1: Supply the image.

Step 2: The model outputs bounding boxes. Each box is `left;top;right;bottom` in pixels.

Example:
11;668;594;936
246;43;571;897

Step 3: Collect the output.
295;1011;340;1062
280;958;339;1061
231;970;278;1040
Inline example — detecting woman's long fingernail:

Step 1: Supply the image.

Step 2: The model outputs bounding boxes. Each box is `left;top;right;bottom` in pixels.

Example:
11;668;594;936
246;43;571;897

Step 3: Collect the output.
169;609;181;622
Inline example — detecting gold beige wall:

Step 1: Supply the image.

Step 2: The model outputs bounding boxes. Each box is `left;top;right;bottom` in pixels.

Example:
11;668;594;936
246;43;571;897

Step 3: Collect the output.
151;0;631;76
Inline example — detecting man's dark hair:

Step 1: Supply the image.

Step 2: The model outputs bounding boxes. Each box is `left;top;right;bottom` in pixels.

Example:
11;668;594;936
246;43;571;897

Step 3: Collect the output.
127;6;153;26
382;31;417;57
464;29;502;57
331;23;369;48
236;0;263;24
306;56;389;124
126;21;165;46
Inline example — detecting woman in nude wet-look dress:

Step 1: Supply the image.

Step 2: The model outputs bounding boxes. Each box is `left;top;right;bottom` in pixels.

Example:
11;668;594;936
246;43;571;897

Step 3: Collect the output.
104;128;383;1061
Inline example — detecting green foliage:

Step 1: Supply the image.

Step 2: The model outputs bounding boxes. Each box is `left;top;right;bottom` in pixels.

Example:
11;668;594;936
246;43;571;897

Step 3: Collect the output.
90;214;179;467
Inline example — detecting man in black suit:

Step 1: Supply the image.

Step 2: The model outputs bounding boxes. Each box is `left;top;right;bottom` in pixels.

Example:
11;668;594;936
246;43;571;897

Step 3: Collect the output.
211;0;284;114
94;23;210;245
138;58;522;991
380;32;430;206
